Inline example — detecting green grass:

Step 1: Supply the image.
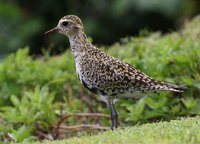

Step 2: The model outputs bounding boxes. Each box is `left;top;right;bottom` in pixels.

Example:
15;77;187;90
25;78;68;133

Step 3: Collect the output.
34;116;200;144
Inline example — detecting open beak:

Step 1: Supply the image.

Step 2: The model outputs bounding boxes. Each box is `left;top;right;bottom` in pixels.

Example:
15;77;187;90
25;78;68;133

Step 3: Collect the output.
44;27;60;35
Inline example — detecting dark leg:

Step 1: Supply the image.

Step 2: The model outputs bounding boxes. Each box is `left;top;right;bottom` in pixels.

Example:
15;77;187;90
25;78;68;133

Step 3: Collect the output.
107;100;118;130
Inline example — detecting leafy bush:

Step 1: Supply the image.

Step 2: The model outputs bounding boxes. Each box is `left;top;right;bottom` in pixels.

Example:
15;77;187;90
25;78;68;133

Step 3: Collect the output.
0;15;200;142
0;86;56;142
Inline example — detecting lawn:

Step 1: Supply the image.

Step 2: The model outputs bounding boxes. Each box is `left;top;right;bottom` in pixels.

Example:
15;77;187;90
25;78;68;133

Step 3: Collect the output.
34;116;200;144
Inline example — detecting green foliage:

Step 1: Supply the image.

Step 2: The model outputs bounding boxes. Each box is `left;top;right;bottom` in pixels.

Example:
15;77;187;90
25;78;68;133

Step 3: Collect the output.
0;86;57;142
0;15;200;142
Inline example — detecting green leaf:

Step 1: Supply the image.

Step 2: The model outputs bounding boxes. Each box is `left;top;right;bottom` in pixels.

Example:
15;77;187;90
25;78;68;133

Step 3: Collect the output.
10;95;20;108
9;125;32;142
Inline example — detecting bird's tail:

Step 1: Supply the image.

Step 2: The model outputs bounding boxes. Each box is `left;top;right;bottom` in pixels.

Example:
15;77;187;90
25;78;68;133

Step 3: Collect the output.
151;80;188;92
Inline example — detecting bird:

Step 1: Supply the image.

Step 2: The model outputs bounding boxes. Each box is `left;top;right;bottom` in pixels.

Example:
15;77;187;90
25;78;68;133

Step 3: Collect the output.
45;15;187;130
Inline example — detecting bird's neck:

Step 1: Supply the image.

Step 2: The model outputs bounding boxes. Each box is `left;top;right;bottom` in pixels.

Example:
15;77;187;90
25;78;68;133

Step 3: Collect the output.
69;31;89;56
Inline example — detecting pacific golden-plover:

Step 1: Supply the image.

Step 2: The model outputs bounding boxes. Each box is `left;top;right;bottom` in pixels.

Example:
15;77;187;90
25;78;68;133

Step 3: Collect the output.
45;15;187;129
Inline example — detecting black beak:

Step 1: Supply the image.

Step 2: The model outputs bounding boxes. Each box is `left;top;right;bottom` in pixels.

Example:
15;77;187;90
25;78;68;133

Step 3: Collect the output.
44;27;60;35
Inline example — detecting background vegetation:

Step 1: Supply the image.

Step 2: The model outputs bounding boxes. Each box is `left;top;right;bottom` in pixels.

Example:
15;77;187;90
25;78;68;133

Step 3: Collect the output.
0;0;200;56
0;15;199;143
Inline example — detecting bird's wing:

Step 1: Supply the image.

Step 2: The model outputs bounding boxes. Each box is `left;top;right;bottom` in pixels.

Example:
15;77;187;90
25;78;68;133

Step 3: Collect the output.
90;53;154;96
100;56;186;93
83;48;185;97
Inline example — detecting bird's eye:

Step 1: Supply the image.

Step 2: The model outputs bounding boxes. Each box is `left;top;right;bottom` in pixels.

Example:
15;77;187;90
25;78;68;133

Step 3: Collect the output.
62;21;69;26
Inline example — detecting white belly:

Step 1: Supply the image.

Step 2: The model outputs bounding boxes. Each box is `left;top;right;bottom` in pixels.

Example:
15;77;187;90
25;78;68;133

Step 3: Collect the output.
75;61;83;83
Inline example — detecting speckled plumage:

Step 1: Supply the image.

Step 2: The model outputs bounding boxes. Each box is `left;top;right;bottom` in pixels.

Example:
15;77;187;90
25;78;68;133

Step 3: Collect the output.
45;15;187;129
